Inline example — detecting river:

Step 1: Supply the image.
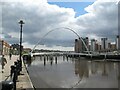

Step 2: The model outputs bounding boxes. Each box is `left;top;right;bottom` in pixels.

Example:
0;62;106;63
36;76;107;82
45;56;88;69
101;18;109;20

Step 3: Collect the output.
25;55;120;89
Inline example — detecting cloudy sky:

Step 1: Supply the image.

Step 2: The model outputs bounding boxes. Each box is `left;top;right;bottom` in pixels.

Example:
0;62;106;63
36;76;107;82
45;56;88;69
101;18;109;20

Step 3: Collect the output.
0;0;119;51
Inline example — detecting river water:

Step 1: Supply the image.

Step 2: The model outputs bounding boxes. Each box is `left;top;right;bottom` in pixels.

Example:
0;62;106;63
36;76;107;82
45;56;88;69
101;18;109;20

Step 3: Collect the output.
25;56;120;89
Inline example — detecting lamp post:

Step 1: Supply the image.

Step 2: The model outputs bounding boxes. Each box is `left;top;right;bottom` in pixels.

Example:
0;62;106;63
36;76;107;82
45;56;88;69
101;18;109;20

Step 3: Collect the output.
18;20;25;71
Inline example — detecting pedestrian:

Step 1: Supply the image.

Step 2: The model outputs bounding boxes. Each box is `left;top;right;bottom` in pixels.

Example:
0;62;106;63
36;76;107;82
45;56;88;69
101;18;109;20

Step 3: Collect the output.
1;55;7;73
9;53;12;60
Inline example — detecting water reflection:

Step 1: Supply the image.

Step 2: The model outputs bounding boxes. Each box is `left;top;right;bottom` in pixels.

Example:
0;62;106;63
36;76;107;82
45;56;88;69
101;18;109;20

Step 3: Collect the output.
44;59;46;66
75;60;89;79
118;63;120;89
26;55;120;88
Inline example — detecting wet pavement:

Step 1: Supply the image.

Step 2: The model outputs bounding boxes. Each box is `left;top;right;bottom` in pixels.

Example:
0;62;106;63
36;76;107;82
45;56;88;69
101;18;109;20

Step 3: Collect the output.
25;56;120;89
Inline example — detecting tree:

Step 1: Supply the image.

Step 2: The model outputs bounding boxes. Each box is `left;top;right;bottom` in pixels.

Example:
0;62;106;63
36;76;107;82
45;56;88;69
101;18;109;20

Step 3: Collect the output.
11;44;23;55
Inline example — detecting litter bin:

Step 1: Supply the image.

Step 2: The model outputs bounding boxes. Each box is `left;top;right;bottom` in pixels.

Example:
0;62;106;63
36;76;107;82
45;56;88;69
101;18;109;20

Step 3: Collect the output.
2;81;14;90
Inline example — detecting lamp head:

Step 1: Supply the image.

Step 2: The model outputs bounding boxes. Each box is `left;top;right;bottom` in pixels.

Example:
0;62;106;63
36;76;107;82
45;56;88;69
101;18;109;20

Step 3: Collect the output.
18;20;25;24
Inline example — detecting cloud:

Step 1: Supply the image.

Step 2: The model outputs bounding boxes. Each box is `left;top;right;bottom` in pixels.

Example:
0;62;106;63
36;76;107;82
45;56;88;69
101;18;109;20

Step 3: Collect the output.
0;0;118;50
1;0;76;45
76;0;118;41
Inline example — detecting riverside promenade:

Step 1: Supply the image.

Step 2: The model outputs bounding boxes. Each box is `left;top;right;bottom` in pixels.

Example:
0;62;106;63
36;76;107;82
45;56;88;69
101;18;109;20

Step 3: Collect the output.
0;55;34;90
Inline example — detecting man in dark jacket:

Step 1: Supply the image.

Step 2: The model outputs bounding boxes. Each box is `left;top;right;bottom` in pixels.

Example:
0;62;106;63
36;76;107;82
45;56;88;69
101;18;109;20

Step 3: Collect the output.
1;55;7;73
9;53;12;60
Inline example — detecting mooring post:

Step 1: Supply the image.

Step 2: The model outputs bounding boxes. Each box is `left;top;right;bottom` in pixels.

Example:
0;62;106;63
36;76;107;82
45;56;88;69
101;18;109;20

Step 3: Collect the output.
55;56;57;64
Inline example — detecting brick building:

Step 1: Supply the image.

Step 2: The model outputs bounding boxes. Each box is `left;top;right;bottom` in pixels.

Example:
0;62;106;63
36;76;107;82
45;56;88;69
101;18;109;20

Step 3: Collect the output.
0;39;10;55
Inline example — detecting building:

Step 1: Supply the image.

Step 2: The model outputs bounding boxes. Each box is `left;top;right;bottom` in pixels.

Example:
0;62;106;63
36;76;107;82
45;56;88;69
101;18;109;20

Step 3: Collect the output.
95;43;99;51
74;37;89;53
108;42;111;50
0;39;10;55
110;44;116;50
75;39;79;53
0;40;3;55
82;37;89;52
98;44;101;51
101;38;108;50
116;35;120;50
91;39;96;51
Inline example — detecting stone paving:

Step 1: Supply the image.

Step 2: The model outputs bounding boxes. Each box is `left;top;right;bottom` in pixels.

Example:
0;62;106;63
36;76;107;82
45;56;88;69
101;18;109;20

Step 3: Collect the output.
0;55;34;90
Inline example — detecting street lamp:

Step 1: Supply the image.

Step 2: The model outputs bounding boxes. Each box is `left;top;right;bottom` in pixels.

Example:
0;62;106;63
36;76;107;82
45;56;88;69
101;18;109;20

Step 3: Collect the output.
18;20;25;71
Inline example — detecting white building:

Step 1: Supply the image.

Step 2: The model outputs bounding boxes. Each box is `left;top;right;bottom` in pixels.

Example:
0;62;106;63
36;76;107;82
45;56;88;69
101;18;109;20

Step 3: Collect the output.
91;39;96;51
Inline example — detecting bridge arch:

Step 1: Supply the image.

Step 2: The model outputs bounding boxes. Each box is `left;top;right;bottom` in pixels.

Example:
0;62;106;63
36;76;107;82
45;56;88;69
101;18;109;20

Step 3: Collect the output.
31;27;89;54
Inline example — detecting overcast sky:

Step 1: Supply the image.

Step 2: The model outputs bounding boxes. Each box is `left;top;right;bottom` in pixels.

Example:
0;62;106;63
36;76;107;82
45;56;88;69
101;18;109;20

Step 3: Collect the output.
0;0;119;51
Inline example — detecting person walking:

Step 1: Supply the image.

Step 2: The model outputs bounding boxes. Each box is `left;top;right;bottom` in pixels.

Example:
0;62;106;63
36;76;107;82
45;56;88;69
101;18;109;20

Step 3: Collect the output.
9;53;12;60
1;55;7;73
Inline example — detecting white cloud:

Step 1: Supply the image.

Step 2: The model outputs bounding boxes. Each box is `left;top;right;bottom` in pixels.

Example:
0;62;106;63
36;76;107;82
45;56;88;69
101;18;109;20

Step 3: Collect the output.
76;0;118;41
23;42;74;51
47;0;119;2
1;0;47;3
1;0;118;50
1;0;77;48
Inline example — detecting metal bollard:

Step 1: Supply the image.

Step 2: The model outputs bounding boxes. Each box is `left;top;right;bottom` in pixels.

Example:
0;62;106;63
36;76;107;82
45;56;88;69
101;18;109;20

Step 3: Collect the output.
10;65;15;78
18;60;22;71
10;65;17;90
13;66;17;90
14;62;19;75
17;60;21;75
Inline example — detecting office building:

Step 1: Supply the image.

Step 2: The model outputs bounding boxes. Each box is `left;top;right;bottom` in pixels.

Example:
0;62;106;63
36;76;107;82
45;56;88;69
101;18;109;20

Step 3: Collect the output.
91;39;96;51
74;37;89;53
75;39;79;53
101;38;108;50
110;44;116;50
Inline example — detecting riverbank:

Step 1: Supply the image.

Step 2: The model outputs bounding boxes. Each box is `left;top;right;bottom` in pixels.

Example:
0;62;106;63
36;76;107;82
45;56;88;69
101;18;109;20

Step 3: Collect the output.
0;55;34;90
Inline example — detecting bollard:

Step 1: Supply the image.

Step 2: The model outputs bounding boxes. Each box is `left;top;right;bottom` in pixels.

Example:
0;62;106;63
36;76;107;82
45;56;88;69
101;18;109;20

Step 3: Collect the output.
14;62;19;75
16;59;22;72
14;62;19;81
13;67;17;90
10;65;15;78
2;81;14;90
66;56;68;61
44;59;46;66
17;60;21;75
55;56;57;64
19;60;22;71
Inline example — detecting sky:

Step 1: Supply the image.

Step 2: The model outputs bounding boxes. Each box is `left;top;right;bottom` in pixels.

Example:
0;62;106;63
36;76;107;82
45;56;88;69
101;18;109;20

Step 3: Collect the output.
0;0;119;51
48;2;94;17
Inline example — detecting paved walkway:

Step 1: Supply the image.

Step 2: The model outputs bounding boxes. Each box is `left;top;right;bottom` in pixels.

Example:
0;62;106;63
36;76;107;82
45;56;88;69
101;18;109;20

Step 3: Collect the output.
0;55;34;90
